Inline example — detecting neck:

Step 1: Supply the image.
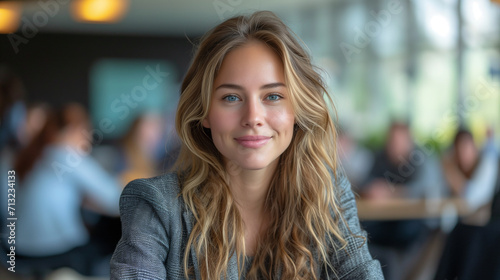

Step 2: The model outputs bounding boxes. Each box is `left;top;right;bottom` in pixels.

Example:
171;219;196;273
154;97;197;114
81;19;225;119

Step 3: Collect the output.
226;160;277;215
225;160;278;257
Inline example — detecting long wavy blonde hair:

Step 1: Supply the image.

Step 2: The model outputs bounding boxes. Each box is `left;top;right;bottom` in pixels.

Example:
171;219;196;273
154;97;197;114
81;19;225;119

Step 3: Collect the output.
174;11;347;280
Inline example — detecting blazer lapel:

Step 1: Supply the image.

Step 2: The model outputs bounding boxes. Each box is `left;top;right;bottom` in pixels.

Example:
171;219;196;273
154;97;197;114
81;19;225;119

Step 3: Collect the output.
182;209;201;280
182;205;240;280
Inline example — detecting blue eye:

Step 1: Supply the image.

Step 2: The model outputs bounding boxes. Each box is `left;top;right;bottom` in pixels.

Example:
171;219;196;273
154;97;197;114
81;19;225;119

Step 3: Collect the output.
223;95;240;102
266;94;281;101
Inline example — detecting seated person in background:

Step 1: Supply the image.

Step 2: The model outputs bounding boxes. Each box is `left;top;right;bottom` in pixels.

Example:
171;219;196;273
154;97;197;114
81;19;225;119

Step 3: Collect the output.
360;122;437;280
116;113;163;186
10;103;123;277
361;122;429;203
84;113;165;263
21;103;49;146
441;128;499;223
435;128;500;280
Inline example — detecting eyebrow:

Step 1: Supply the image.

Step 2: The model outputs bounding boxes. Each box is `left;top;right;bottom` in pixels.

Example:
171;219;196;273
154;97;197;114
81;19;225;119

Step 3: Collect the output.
215;82;286;91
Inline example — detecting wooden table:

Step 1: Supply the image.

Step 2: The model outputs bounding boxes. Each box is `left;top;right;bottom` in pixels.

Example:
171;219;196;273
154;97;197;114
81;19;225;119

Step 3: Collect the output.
356;198;469;221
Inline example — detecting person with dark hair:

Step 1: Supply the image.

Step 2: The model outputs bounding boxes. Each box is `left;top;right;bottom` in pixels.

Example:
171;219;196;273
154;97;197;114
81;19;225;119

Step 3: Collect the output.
111;11;382;280
360;122;428;244
359;122;439;279
10;103;122;277
441;128;498;215
435;128;500;279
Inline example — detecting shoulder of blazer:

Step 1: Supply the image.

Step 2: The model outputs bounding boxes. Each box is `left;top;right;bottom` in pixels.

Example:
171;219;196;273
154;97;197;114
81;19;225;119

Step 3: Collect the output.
120;172;184;212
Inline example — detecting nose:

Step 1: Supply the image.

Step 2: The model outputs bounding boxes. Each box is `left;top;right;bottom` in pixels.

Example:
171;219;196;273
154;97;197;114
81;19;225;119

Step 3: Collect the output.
241;97;264;128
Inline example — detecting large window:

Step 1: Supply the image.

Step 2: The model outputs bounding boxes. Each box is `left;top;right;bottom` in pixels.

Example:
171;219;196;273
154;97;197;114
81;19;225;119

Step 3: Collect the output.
279;0;500;148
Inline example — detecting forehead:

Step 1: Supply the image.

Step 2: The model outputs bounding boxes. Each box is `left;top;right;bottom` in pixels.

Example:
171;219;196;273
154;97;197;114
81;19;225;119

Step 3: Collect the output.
214;40;285;88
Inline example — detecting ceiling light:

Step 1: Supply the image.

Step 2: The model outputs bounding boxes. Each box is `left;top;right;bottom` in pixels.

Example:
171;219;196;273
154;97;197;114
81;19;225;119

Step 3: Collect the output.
0;2;22;34
71;0;129;23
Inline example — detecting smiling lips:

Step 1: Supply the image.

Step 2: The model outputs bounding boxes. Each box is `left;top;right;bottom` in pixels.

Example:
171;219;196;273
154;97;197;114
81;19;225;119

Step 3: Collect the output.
234;135;271;148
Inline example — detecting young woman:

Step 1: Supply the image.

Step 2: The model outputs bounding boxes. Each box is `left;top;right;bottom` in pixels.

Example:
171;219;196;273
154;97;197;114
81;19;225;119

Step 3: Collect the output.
435;130;499;279
111;11;382;280
442;129;499;216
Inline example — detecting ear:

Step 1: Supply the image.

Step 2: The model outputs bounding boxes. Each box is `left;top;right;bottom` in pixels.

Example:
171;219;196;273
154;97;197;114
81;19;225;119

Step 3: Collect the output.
202;118;210;128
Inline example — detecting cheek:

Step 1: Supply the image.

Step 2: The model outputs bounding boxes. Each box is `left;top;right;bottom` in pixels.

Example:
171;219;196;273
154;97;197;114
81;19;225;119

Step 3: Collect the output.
269;108;295;135
463;146;478;161
208;109;238;133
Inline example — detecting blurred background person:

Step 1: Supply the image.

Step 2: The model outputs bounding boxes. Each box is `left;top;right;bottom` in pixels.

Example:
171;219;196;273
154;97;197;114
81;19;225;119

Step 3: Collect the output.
21;103;49;146
435;128;500;279
361;122;428;202
115;113;163;186
441;128;499;224
359;121;442;280
9;103;122;278
82;112;166;270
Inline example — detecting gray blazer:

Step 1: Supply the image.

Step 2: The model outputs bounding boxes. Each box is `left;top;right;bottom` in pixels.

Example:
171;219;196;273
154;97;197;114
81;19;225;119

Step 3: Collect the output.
110;172;383;279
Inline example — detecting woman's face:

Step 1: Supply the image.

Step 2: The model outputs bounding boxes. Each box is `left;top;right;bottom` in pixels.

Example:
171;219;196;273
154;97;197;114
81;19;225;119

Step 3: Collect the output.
203;40;295;172
456;134;478;172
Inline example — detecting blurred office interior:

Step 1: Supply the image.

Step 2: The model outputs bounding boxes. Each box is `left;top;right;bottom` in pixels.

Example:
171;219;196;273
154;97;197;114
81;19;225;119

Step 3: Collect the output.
1;0;500;279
